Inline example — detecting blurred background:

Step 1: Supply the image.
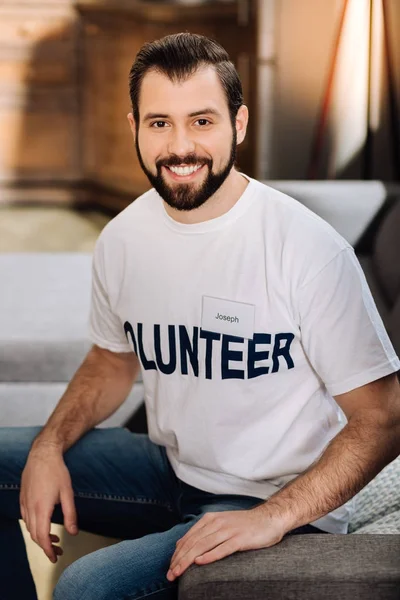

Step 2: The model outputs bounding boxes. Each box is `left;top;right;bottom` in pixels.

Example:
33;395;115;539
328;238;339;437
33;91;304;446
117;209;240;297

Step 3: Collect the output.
1;3;400;597
0;0;399;251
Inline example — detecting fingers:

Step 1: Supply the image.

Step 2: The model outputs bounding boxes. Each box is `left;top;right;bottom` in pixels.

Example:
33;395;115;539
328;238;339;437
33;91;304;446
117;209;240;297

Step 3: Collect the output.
20;492;63;563
35;507;56;563
26;512;64;563
19;453;74;562
60;486;78;536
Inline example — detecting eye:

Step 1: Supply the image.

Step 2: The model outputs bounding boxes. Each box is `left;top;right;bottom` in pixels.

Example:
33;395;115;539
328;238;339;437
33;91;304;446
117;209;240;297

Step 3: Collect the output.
195;119;211;127
151;121;169;128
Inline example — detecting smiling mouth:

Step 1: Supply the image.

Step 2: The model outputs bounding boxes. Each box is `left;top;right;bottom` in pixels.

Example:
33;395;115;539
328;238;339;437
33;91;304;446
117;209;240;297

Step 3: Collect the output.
164;164;205;179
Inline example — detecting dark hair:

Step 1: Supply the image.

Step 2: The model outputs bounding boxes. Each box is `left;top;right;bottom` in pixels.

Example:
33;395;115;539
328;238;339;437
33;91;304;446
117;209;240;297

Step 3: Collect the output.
128;32;243;126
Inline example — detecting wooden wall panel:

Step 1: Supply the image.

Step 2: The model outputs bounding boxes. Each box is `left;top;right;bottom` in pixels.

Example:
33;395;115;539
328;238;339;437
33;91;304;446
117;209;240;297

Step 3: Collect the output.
0;112;77;176
0;2;80;191
0;1;257;208
79;1;257;201
81;18;138;193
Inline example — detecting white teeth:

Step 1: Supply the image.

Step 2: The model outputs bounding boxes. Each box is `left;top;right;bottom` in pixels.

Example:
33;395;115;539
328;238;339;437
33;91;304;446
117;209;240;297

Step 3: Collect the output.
169;164;202;176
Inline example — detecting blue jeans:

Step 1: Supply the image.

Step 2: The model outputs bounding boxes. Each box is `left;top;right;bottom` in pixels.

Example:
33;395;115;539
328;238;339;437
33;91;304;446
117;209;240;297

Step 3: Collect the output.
0;427;326;600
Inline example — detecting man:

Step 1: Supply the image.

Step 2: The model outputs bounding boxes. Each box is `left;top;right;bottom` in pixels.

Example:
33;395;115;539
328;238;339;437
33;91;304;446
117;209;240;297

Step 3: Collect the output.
1;33;399;600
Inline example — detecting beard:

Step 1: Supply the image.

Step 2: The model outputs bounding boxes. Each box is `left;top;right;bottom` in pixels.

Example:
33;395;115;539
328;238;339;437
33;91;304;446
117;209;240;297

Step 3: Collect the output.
135;129;237;212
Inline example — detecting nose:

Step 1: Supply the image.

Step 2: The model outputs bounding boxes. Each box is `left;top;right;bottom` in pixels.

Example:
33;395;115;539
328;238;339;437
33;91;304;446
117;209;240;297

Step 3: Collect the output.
167;126;195;159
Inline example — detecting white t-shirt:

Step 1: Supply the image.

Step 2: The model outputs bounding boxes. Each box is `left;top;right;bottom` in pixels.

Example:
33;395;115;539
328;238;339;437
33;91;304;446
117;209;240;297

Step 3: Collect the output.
89;175;400;534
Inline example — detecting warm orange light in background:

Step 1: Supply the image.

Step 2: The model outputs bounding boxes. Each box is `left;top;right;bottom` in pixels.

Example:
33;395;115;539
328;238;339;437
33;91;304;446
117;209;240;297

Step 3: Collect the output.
328;0;385;177
369;0;384;132
328;0;364;175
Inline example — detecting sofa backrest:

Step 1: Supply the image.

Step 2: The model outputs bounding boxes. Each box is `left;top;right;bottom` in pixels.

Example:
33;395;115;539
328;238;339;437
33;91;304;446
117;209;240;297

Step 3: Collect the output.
388;295;400;361
264;180;387;247
370;198;400;308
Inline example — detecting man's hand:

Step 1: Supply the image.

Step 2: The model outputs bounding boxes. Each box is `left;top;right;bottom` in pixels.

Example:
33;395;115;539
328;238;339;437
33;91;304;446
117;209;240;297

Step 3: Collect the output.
20;444;78;563
167;507;287;581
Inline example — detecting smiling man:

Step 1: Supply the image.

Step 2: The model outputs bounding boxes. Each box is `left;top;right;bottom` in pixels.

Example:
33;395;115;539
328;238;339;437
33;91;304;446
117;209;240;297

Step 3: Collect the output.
1;33;400;600
130;60;246;218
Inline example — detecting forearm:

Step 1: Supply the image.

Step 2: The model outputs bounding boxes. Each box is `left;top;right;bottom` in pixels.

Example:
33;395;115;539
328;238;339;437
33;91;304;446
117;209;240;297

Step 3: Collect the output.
258;409;400;531
32;346;138;454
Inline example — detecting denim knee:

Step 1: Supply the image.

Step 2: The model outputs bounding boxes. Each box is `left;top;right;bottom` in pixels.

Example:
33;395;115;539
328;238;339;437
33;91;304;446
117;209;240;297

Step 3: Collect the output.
53;554;172;600
53;534;179;600
53;560;84;600
53;555;116;600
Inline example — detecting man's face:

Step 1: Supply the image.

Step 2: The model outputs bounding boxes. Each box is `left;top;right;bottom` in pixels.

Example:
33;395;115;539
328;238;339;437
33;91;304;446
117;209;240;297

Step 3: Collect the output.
130;67;242;212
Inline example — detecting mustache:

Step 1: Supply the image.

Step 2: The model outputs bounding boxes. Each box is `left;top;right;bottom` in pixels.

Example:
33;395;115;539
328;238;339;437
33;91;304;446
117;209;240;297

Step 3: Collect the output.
156;154;212;169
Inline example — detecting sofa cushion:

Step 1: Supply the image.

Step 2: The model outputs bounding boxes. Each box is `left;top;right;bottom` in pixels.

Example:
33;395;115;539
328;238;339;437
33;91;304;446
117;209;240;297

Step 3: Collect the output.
1;339;92;383
0;382;144;427
265;180;387;246
179;534;400;600
0;253;93;382
371;198;400;306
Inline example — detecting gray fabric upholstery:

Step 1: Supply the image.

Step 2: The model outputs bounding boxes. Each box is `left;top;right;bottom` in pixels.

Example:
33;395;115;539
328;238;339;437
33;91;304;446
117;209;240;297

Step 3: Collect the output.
0;252;143;428
0;340;91;382
371;199;400;307
0;253;92;382
179;534;400;600
0;382;144;427
0;252;142;384
266;180;387;245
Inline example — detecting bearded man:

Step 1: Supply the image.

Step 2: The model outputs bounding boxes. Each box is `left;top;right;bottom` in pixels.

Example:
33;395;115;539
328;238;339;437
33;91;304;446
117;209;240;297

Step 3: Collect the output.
1;32;399;600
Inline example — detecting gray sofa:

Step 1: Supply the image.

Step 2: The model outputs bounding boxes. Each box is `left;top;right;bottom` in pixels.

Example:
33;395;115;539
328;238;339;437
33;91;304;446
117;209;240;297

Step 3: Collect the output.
0;253;144;427
1;181;399;599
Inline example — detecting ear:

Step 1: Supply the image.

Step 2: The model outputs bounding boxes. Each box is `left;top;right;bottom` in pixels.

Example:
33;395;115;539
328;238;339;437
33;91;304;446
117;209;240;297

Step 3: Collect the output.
127;112;136;141
235;105;248;146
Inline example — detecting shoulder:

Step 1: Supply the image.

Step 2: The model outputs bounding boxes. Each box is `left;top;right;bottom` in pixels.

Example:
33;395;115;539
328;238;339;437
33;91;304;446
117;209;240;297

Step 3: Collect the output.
96;187;159;249
249;178;352;286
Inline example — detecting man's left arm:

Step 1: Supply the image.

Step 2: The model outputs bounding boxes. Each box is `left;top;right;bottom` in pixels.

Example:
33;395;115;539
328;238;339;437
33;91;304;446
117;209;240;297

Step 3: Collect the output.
167;373;400;581
167;247;400;580
255;371;400;531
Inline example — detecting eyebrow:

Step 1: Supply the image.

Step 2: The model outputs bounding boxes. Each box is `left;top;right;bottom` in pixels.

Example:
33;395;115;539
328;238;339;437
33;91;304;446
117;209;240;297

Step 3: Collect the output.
142;108;222;122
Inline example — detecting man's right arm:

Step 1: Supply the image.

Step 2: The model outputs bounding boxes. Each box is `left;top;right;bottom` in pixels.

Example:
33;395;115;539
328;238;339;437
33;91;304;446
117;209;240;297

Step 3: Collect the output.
32;344;140;453
20;344;140;563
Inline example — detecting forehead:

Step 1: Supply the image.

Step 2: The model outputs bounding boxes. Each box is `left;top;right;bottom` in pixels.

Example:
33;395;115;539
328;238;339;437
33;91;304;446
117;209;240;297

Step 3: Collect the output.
139;66;229;119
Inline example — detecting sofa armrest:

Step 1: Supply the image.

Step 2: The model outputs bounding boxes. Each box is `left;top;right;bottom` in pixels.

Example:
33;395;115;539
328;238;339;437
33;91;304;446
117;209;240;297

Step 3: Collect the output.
179;534;400;600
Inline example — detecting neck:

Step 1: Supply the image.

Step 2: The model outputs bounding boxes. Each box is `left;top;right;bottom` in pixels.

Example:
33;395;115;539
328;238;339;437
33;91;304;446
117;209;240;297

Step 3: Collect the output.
162;169;249;225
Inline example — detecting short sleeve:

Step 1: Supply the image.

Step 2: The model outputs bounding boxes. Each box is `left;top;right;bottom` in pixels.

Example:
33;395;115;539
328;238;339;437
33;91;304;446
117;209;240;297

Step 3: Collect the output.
298;247;400;396
88;236;132;353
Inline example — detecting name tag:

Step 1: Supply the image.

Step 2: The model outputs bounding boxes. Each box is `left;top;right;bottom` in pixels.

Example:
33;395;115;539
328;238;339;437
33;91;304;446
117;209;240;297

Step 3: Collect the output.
201;295;255;340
